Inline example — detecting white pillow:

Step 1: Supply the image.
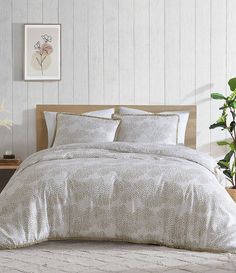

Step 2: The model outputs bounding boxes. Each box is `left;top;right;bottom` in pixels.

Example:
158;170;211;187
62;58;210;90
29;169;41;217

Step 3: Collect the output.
118;107;189;144
113;114;179;144
159;111;189;144
119;107;149;115
53;113;120;147
44;108;115;147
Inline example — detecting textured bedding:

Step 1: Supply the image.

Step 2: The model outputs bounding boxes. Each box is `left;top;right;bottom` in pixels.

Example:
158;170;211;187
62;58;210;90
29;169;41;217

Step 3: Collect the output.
0;142;236;252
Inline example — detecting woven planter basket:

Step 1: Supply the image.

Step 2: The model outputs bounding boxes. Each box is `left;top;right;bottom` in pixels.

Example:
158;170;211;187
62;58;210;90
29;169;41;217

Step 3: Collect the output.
226;188;236;202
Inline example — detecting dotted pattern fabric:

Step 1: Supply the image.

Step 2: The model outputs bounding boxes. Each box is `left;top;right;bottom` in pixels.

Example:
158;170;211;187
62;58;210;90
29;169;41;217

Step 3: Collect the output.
53;114;120;146
0;142;236;252
113;114;179;144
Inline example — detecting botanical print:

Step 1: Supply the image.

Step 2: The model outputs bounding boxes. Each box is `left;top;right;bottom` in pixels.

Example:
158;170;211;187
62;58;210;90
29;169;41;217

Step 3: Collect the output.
33;34;53;75
24;24;60;81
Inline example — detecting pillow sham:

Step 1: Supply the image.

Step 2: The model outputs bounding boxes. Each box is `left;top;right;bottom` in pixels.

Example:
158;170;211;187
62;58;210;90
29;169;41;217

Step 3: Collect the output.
53;113;120;147
159;111;189;144
44;108;115;147
113;114;179;144
118;107;189;144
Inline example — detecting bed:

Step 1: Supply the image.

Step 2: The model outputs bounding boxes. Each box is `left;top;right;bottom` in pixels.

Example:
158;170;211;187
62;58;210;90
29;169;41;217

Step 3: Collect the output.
0;104;236;256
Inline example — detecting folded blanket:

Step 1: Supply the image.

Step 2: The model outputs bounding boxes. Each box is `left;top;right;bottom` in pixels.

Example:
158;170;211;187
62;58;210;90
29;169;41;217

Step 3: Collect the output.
0;142;235;252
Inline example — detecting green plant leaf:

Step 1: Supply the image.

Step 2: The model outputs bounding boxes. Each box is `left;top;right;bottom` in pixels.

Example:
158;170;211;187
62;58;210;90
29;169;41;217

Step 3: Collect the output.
217;140;230;146
228;78;236;91
211;93;226;100
230;121;236;132
223;169;233;180
223;150;234;162
209;122;226;129
232;101;236;109
219;104;227;110
219;102;228;111
218;160;229;169
228;91;236;102
217;113;227;123
230;142;235;151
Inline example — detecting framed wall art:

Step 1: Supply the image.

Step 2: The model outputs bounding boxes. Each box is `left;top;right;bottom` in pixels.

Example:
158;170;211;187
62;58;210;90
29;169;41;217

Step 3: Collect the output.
24;24;61;81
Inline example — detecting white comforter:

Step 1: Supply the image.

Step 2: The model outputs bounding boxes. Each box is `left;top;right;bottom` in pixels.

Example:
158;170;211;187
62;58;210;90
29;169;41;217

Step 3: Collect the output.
0;142;236;252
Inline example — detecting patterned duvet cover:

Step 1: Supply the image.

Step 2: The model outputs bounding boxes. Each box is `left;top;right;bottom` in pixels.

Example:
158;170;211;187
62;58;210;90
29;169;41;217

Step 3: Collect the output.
0;142;236;252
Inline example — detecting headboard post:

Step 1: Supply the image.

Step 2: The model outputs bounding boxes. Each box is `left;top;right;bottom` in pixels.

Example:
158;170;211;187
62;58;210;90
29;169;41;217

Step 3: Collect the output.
36;105;196;151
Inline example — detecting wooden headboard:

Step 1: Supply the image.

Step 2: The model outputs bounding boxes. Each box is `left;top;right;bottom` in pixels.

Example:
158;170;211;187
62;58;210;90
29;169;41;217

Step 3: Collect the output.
36;105;196;151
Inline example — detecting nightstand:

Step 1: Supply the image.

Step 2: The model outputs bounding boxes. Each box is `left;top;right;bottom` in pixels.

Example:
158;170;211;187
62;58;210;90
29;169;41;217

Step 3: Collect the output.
226;188;236;202
0;160;21;193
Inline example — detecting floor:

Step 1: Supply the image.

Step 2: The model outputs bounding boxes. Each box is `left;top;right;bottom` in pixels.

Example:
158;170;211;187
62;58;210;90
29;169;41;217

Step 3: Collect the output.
0;241;235;273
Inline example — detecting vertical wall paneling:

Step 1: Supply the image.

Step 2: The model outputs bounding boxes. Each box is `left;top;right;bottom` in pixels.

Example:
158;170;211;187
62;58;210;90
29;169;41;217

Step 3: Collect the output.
210;0;227;158
88;0;104;104
149;0;164;104
58;0;74;104
165;0;180;104
74;0;89;104
0;0;12;157
0;0;233;159
42;0;59;104
180;0;195;105
134;0;149;104
196;0;211;153
12;0;28;160
119;0;134;104
104;0;119;104
27;0;43;155
226;0;235;157
227;1;236;90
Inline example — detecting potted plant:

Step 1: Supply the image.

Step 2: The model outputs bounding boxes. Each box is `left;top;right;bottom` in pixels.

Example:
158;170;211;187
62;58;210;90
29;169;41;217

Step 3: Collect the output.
210;78;236;202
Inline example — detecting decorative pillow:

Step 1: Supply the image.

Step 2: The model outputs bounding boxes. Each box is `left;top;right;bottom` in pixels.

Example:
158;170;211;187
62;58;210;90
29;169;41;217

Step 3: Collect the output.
113;114;179;144
159;111;189;144
53;113;120;147
118;107;189;144
44;108;115;147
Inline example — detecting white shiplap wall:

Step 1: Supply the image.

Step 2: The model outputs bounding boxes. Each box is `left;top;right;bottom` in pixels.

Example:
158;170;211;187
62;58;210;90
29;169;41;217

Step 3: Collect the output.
0;0;232;160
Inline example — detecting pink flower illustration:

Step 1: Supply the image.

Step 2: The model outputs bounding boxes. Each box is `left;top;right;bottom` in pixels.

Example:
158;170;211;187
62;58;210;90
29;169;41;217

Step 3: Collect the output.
41;43;53;55
33;34;53;75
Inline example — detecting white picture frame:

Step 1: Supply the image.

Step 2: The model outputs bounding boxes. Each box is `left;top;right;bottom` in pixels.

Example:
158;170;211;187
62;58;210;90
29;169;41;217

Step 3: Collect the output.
24;24;61;81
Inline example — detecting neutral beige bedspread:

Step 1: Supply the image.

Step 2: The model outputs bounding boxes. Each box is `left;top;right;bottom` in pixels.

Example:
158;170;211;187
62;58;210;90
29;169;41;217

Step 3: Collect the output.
0;142;235;252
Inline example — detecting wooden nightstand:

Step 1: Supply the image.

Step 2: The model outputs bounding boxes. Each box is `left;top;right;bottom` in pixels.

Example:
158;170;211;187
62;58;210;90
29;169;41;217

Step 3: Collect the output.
0;160;21;193
226;188;236;202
